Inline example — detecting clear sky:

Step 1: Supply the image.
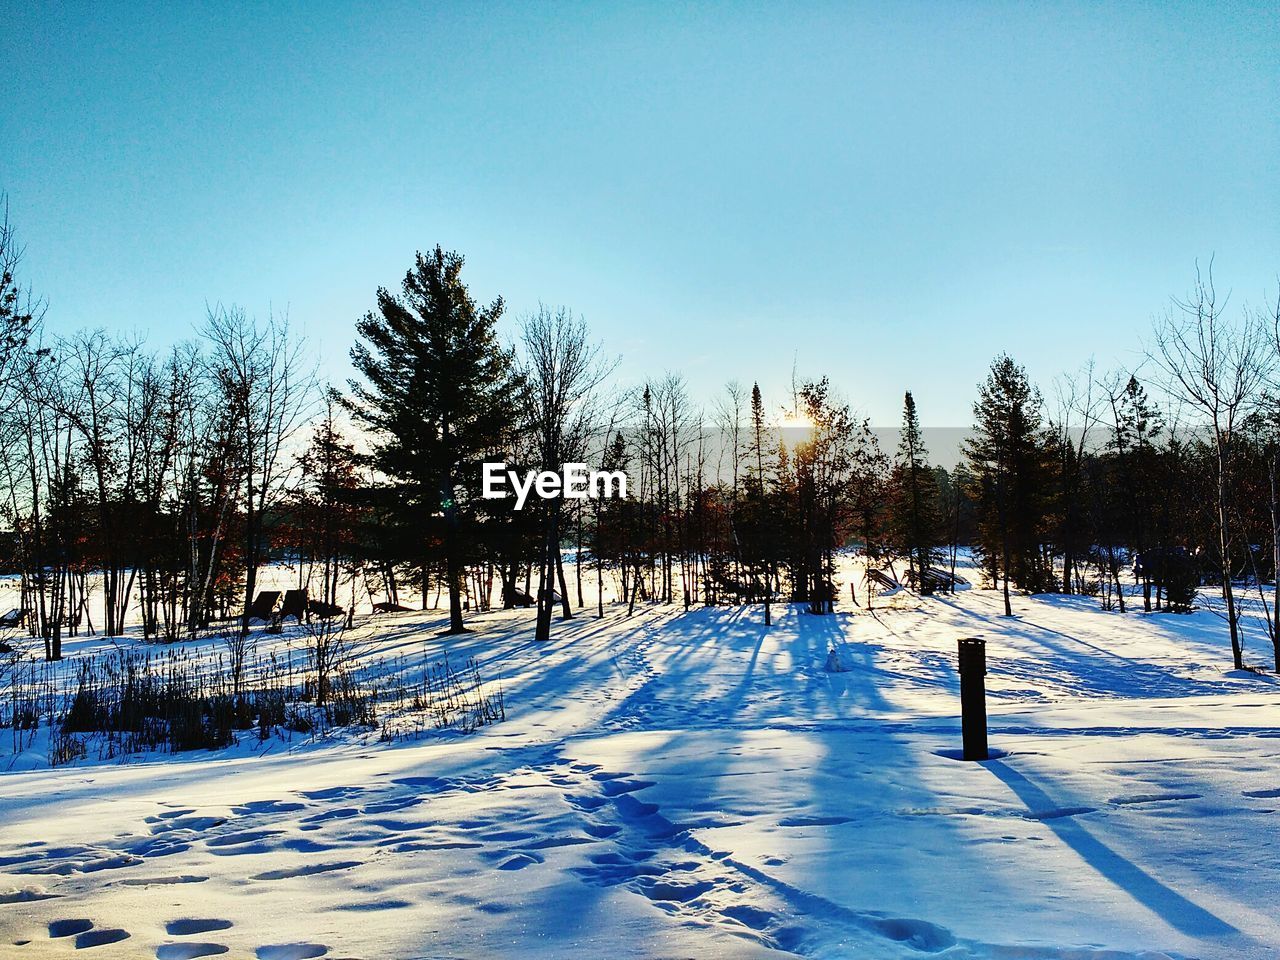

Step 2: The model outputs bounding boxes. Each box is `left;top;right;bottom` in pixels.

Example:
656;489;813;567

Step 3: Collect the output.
3;1;1277;425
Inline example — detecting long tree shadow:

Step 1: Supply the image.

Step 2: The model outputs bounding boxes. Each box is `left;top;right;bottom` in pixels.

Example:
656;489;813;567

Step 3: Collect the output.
985;758;1238;939
561;602;972;954
929;592;1265;700
588;603;895;732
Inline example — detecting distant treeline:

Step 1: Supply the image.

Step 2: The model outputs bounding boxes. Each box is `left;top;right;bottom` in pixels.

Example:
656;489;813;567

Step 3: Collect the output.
2;200;1279;670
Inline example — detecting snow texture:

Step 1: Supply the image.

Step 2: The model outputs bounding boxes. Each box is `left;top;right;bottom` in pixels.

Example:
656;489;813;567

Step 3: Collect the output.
2;557;1279;958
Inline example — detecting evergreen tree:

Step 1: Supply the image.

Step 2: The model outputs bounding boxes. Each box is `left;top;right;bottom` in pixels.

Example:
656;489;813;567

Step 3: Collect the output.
790;379;883;614
964;354;1052;615
739;382;778;624
1083;444;1128;610
890;391;941;590
345;247;518;634
849;421;889;609
1108;375;1164;610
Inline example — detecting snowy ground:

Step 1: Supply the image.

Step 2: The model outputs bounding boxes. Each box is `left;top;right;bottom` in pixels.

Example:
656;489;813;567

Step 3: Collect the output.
2;563;1280;959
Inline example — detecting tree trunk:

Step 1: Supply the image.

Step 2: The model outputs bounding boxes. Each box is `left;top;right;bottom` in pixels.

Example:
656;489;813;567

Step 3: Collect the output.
1218;443;1242;669
1271;451;1280;671
999;477;1012;617
444;498;465;634
535;509;556;641
555;541;572;621
575;507;584;608
596;532;604;619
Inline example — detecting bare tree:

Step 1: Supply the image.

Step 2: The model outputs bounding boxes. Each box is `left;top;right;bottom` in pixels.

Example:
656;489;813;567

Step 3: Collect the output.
0;198;39;406
176;342;243;636
715;381;748;596
1260;284;1280;671
641;374;694;605
1051;360;1105;597
59;331;134;635
204;306;315;636
11;337;81;658
1152;263;1272;669
520;306;616;642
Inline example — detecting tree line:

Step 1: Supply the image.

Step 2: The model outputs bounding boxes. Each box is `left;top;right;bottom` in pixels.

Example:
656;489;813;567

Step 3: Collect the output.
3;204;1279;671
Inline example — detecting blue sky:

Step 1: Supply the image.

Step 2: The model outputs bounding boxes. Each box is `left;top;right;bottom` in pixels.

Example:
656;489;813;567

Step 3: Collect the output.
3;1;1276;425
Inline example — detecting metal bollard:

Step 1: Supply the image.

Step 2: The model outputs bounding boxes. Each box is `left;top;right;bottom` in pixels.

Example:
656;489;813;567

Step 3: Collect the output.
957;638;989;761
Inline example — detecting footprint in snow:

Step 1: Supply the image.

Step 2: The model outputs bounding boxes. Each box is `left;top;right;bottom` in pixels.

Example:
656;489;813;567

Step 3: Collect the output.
232;800;306;815
361;796;423;814
867;916;957;952
156;945;229;959
21;854;141;876
165;919;233;936
600;779;655;797
519;835;597;850
119;875;207;886
363;818;423;834
251;861;360;881
75;928;131;949
205;830;282;848
388;775;449;790
638;877;714;903
612;795;659;819
49;919;94;938
125;836;192;859
295;786;363;801
721;904;775;931
299;807;360;825
149;816;226;832
385;839;482;853
255;943;328;960
0;887;59;903
279;837;336;854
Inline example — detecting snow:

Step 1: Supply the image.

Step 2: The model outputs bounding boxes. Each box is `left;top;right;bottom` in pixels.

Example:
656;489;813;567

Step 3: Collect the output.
2;558;1280;958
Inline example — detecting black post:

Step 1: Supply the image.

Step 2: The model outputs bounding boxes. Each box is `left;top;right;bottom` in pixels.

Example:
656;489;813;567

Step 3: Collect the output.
957;637;989;761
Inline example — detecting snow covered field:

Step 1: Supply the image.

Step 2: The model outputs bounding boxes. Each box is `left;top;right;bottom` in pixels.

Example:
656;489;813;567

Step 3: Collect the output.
3;564;1280;959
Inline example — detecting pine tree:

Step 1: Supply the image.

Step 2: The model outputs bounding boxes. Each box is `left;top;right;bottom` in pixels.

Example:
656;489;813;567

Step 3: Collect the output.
891;391;941;591
1108;375;1164;610
964;354;1051;615
849;421;889;609
345;247;518;634
790;379;882;614
741;382;776;624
